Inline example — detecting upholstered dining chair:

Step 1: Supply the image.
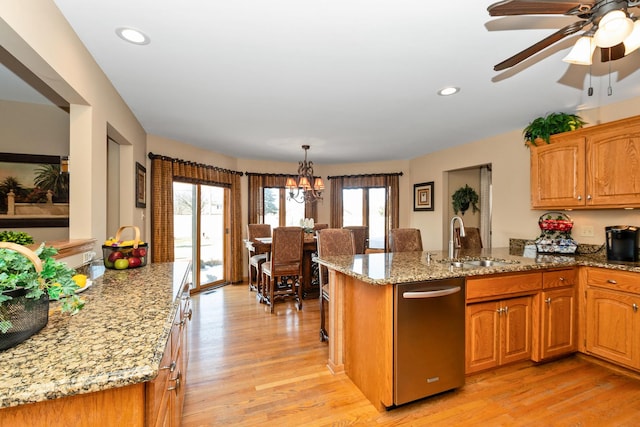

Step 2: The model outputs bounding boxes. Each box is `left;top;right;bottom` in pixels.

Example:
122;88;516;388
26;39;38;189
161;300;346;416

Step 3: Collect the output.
247;224;271;294
313;223;329;232
343;225;368;254
261;226;304;313
317;228;355;342
389;228;423;252
456;227;483;250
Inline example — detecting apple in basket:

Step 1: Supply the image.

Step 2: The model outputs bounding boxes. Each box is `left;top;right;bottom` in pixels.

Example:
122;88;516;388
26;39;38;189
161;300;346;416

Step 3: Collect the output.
127;257;142;268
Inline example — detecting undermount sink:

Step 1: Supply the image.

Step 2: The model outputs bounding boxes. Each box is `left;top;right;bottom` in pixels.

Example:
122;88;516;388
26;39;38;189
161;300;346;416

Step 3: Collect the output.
447;258;519;269
464;259;513;267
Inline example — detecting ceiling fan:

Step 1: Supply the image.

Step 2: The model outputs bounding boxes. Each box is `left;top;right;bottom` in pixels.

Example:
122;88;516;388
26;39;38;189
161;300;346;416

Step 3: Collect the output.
488;0;640;70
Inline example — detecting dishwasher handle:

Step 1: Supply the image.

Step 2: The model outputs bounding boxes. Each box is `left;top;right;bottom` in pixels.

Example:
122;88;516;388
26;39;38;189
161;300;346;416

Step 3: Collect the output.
402;286;461;299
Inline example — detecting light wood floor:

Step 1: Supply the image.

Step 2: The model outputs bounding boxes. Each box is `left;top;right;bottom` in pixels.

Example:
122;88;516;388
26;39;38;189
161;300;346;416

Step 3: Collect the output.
181;283;640;426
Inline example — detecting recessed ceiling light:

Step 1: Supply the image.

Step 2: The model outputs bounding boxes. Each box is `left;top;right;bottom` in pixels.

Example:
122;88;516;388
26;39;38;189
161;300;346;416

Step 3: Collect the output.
115;27;150;45
437;87;460;96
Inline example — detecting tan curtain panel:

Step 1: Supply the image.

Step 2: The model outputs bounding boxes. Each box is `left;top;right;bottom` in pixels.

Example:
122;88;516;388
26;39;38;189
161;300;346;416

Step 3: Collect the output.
149;153;244;283
328;173;402;244
246;173;318;223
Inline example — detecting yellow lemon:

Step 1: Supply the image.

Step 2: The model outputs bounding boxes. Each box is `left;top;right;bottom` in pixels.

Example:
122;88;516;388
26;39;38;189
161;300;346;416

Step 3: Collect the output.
72;274;88;288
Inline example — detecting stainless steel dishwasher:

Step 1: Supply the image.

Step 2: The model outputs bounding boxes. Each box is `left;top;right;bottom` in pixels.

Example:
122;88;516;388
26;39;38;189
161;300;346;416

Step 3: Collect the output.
394;278;465;405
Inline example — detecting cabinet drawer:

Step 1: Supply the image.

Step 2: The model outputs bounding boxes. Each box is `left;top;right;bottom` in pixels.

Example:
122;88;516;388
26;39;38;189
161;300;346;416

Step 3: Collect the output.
466;272;542;301
587;268;640;293
542;268;576;289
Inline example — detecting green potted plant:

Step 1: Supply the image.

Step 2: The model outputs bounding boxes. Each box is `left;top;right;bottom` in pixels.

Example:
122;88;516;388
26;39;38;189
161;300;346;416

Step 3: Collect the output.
0;241;85;349
523;112;586;146
452;185;479;215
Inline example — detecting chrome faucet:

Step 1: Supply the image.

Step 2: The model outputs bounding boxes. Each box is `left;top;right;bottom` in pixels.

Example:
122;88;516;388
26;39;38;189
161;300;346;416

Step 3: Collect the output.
449;216;466;259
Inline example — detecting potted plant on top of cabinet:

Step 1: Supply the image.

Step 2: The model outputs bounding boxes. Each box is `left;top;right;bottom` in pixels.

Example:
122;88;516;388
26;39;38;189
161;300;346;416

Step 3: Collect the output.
523;112;586;146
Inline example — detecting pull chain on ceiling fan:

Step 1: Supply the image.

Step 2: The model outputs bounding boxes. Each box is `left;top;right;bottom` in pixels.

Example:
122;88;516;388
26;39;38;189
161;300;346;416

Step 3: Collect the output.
488;0;640;70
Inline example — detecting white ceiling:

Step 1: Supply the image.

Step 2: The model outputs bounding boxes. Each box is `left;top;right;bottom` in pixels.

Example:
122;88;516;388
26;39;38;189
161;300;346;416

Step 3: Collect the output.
28;1;640;163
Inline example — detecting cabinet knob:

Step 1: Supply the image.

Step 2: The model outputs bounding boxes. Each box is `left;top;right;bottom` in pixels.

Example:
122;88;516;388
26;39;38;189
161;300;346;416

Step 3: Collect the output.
503;306;509;314
577;195;582;201
587;195;592;201
497;307;503;314
633;304;638;313
545;297;552;305
607;279;618;284
559;277;565;281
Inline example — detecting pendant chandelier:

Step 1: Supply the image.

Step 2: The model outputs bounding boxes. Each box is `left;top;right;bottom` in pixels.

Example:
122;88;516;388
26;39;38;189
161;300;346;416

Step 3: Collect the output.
285;145;324;203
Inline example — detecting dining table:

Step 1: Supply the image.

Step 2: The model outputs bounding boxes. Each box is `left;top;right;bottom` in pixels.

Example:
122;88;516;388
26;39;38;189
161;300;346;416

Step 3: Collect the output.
244;235;319;299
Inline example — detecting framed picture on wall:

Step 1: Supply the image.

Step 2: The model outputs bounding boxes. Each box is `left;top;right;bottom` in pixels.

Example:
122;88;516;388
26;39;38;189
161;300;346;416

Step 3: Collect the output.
135;162;146;208
413;181;434;211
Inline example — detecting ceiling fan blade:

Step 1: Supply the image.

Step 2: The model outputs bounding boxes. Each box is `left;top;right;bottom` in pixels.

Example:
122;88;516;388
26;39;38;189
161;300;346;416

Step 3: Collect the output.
601;43;626;62
494;19;590;71
488;0;595;16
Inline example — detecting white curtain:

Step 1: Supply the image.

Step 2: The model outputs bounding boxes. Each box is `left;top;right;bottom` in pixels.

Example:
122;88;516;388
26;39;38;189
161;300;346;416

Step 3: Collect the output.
480;165;492;248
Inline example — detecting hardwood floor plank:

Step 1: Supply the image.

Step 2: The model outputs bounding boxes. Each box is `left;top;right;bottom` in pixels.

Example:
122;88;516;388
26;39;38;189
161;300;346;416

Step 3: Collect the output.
182;283;640;426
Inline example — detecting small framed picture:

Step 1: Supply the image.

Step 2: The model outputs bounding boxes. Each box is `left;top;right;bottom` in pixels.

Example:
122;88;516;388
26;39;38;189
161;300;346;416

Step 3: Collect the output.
135;162;146;208
414;181;434;211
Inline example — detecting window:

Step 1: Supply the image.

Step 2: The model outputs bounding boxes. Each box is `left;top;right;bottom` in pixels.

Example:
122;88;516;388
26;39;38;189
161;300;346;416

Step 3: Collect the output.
263;187;306;230
342;187;387;249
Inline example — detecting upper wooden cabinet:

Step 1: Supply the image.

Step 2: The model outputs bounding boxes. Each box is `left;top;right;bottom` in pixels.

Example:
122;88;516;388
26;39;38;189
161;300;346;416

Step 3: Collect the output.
530;115;640;209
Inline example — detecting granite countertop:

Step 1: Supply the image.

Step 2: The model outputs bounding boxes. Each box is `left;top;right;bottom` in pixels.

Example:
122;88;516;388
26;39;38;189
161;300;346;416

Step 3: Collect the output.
0;261;190;409
316;246;640;285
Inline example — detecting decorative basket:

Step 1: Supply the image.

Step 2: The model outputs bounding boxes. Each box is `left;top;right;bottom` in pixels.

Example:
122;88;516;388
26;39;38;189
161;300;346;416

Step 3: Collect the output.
0;242;49;352
535;212;577;254
102;225;148;269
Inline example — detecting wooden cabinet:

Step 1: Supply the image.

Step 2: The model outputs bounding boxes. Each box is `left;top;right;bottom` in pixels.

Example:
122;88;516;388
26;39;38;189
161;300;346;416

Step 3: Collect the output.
465;272;541;374
466;296;533;374
530;115;640;209
585;268;640;370
533;269;577;361
148;280;192;427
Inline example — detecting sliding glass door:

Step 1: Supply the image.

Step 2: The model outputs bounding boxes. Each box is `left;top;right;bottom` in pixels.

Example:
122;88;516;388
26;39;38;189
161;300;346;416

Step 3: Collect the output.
174;182;229;292
343;187;387;250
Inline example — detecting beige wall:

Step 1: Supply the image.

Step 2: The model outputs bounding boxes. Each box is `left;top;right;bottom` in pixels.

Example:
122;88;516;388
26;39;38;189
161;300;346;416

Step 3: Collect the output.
409;99;640;252
2;1;147;249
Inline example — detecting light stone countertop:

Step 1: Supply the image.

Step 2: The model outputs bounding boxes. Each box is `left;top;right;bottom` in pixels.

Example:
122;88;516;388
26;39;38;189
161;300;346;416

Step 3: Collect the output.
0;261;190;409
316;247;640;285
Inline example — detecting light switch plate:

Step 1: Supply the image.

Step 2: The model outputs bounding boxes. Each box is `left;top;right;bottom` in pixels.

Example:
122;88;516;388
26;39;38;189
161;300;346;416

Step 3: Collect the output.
580;225;595;237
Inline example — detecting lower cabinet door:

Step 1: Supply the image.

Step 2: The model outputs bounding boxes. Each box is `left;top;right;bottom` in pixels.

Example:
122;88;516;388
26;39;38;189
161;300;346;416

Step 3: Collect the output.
586;288;640;369
466;301;500;374
539;287;577;360
501;296;533;366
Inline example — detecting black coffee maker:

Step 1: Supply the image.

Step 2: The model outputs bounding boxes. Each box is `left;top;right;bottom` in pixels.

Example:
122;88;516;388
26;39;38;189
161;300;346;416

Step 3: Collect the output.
605;226;640;262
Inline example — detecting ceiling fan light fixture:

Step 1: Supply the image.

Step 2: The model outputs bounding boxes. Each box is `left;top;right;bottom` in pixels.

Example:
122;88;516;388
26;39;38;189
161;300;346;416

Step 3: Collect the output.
594;10;633;48
563;36;596;65
623;20;640;55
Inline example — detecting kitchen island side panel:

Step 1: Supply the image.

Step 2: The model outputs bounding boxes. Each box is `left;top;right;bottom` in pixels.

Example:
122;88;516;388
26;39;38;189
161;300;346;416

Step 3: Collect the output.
344;274;394;411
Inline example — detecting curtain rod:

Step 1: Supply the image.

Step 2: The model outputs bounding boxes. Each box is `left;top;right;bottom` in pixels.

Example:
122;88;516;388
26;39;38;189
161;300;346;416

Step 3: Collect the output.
327;172;404;180
148;152;243;176
244;172;302;177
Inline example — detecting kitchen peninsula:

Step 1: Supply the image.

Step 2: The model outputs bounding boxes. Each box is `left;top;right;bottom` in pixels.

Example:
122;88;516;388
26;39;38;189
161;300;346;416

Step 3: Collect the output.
317;247;640;411
0;261;191;427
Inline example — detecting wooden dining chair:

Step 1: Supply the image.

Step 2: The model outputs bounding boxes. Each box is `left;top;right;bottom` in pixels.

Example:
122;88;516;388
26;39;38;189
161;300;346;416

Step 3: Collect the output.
343;225;368;254
247;224;271;294
317;228;355;342
389;228;423;252
261;227;304;313
313;223;329;232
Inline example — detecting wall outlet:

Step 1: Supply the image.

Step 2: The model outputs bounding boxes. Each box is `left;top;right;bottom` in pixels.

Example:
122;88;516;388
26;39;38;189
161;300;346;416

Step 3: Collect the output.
580;225;595;237
82;251;94;264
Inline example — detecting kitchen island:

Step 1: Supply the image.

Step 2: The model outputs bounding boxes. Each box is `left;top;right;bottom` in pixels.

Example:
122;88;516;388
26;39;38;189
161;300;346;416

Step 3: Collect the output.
316;247;640;410
0;261;191;426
